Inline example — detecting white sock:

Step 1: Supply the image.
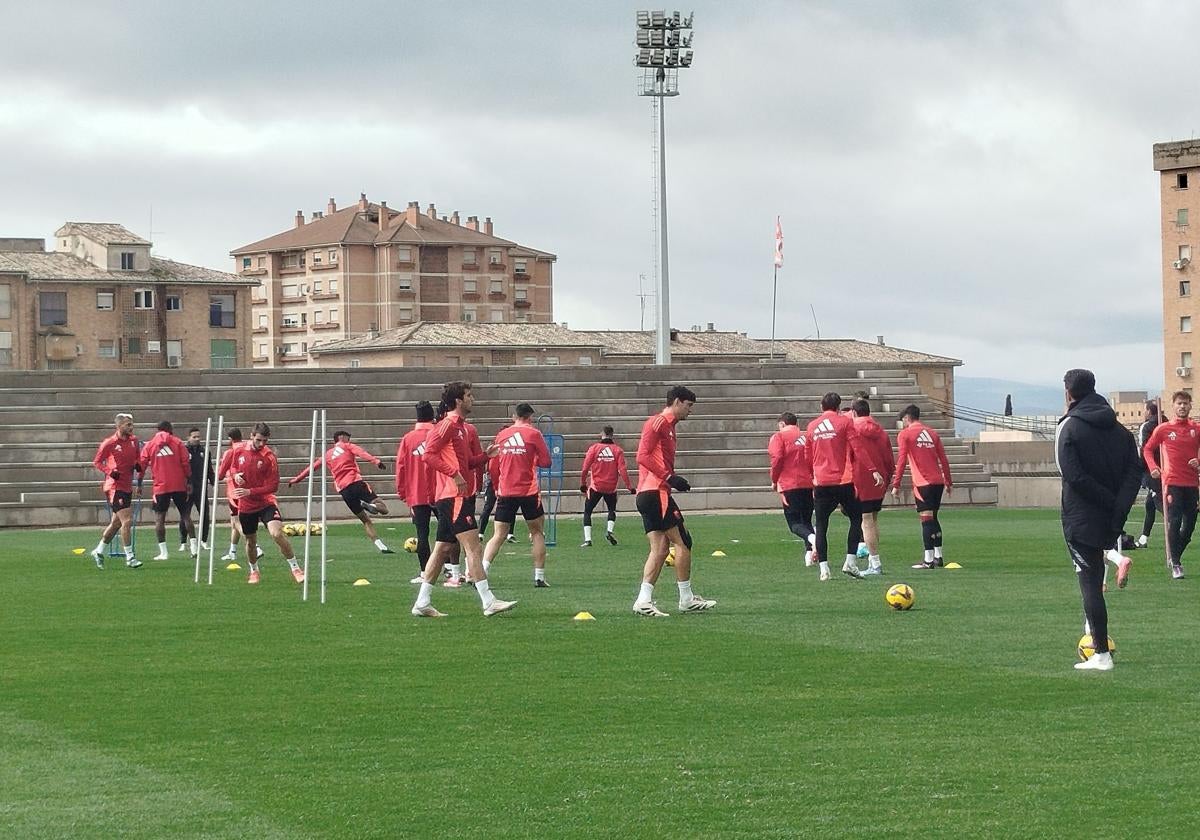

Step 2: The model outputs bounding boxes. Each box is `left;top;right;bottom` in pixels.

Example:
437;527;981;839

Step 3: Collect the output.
475;578;496;608
124;546;134;559
637;581;654;604
286;557;299;570
845;553;857;566
249;561;259;573
189;537;197;553
95;539;107;554
374;538;388;551
415;581;433;608
808;533;816;547
157;541;167;555
819;560;830;575
583;525;592;542
447;563;460;579
869;554;881;569
228;543;237;555
924;549;935;563
934;546;943;559
482;559;491;574
677;578;693;601
534;567;545;581
606;520;615;534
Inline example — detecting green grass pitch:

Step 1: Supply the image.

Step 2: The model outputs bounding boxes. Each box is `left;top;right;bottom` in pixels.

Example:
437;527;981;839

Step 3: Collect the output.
2;508;1198;838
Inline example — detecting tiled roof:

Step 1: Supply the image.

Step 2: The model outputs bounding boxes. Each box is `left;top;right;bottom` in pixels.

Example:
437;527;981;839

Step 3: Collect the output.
311;321;600;354
0;250;253;286
55;222;150;246
761;339;960;365
231;205;379;254
582;329;764;357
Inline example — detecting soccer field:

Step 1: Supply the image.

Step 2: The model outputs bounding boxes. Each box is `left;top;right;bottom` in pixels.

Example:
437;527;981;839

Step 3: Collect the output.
2;508;1197;839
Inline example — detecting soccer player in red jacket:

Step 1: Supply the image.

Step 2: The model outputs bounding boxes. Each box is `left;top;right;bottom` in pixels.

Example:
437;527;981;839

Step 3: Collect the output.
395;400;438;582
631;385;716;617
580;425;634;547
850;398;895;576
1142;390;1200;579
90;412;144;569
290;430;392;553
139;420;194;561
230;422;301;585
482;403;553;586
768;412;816;564
410;382;516;618
807;392;883;581
891;404;954;570
217;428;262;563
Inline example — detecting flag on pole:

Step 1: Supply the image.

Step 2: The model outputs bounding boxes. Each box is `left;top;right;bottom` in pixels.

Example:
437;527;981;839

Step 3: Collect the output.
774;216;784;269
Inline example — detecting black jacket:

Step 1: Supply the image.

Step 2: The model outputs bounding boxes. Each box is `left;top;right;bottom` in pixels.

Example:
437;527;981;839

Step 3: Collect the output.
186;442;215;495
1056;392;1143;549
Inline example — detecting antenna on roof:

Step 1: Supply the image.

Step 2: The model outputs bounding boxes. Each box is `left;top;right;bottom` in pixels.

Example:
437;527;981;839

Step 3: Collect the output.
636;273;655;331
147;204;165;253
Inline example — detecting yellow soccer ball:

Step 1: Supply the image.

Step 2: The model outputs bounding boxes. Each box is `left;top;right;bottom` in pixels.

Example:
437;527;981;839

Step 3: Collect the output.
665;544;677;566
294;523;308;536
1077;634;1116;661
885;583;915;611
309;523;323;536
282;524;297;536
404;536;419;553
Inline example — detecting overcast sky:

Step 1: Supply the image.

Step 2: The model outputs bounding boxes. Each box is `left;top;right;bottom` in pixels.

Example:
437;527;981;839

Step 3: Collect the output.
0;0;1184;394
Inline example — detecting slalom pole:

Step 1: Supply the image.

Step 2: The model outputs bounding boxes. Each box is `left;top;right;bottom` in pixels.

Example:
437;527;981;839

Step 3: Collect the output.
194;416;212;583
303;409;317;602
207;415;223;585
320;408;328;605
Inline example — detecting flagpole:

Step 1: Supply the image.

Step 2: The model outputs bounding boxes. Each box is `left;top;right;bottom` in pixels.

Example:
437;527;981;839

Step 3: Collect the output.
770;265;778;360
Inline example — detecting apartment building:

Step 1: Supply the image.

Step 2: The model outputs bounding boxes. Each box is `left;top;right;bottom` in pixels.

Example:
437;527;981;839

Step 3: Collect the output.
1153;140;1200;397
0;223;256;370
231;195;556;368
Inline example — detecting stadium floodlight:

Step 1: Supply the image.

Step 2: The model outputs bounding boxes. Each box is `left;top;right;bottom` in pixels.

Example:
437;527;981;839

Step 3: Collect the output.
634;10;695;365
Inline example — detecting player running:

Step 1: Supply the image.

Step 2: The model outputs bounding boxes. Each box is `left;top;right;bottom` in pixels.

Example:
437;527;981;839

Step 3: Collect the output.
217;428;262;562
850;398;895;576
768;412;816;564
807;392;883;581
230;422;302;585
139;420;194;562
631;385;716;617
481;403;553;586
891;404;953;570
580;425;634;547
410;382;516;617
1142;390;1200;580
90;412;144;569
396;400;439;583
289;430;392;553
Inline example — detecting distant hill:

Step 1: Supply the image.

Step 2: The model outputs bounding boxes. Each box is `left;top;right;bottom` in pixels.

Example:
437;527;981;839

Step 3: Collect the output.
951;377;1069;437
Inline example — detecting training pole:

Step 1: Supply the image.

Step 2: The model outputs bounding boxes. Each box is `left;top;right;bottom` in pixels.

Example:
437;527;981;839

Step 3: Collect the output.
194;416;212;583
206;415;224;585
302;409;317;602
320;408;328;605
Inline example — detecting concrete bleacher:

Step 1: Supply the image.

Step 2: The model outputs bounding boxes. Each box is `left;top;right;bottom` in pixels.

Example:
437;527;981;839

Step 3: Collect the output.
0;363;996;528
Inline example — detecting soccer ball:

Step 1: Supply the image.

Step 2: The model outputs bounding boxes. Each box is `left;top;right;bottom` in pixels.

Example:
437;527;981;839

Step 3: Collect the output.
885;583;915;611
282;524;297;536
404;536;419;553
665;544;677;566
309;523;323;536
1077;634;1116;661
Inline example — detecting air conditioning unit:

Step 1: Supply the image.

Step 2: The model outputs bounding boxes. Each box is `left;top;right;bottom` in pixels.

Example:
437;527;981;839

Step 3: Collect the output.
1177;366;1192;377
167;355;181;369
1174;258;1190;270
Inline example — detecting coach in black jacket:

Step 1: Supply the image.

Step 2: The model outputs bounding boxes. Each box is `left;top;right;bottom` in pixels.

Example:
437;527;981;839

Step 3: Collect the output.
1055;369;1142;671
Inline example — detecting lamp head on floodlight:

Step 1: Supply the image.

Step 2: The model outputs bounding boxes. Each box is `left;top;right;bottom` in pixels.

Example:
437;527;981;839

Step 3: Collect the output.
634;9;695;97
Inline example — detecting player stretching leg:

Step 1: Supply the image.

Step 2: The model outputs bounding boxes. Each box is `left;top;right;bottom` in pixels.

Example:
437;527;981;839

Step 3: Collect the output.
850;398;894;576
481;403;553;586
411;382;515;617
581;425;634;547
231;423;302;584
890;405;954;570
631;386;715;616
1142;390;1200;580
396;400;438;583
140;420;194;561
768;412;815;564
90;412;144;568
808;393;882;581
289;429;392;552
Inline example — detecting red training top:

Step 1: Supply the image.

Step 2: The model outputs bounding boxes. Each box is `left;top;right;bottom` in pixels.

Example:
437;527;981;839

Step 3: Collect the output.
93;433;141;494
292;441;381;492
582;440;633;494
229;443;280;513
217;442;246;504
1143;418;1200;489
636;409;680;494
892;421;952;490
852;415;894;502
395;422;436;506
491;423;552;497
139;430;191;495
806;410;877;487
423;413;489;501
768;424;813;492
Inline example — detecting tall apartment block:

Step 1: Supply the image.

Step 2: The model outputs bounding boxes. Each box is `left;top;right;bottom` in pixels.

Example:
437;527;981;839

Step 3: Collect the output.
1154;140;1200;396
231;195;556;367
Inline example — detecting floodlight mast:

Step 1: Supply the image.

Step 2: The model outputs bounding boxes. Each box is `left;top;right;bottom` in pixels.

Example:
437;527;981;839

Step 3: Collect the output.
636;10;694;365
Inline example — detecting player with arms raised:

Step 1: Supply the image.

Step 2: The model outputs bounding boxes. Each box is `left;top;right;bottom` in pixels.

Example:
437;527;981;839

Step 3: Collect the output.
89;412;144;569
289;430;392;553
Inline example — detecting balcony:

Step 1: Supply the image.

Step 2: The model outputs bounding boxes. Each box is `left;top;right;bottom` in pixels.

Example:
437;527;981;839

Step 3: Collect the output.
253;326;269;334
311;322;341;331
240;268;269;277
461;263;479;272
461;291;481;301
396;260;416;269
311;291;340;301
396;287;415;298
309;262;339;272
280;324;308;334
280;294;306;304
514;299;531;309
488;291;507;301
488;261;507;271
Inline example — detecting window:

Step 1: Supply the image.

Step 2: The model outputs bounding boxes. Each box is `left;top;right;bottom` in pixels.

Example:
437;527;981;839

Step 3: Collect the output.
463;279;477;293
329;308;339;323
147;340;161;353
469;356;484;366
166;295;181;311
133;289;155;310
398;276;413;291
445;355;460;367
96;291;115;311
252;285;266;301
210;339;237;368
1183;352;1193;368
120;252;135;270
515;310;528;322
578;356;593;366
242;257;252;269
39;291;67;326
282;313;303;328
490;279;503;293
545;356;559;366
312;280;322;293
1180;173;1190;190
128;336;142;354
349;359;360;368
257;256;266;268
1178;209;1189;227
491;309;504;322
1183;317;1193;334
409;355;426;367
329;279;338;293
282;252;304;269
283;284;299;298
462;308;476;322
489;249;502;265
0;284;9;319
1182;245;1193;261
397;246;412;263
515;259;528;273
1182;280;1192;297
515;288;527;301
312;251;322;265
258;314;268;328
933;372;947;388
209;294;235;328
399;307;413;321
521;356;537;366
46;359;73;370
329;250;338;263
463;248;477;265
257;343;268;357
0;331;12;367
314;310;325;324
281;342;297;356
167;340;182;368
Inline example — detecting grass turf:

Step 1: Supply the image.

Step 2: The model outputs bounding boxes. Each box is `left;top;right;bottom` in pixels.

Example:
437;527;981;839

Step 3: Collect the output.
2;508;1198;839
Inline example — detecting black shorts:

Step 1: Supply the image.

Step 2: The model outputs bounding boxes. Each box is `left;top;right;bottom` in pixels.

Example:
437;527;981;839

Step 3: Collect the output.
495;494;544;524
435;496;477;543
339;480;379;515
859;497;884;514
914;483;944;513
636;488;685;534
152;491;189;514
814;483;861;517
108;490;133;512
238;505;282;535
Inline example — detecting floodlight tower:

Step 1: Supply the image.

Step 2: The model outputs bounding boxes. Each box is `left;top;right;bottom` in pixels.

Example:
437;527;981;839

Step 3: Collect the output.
635;10;695;365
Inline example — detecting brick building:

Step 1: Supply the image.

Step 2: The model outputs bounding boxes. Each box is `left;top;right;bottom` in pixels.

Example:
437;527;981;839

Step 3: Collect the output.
1153;140;1200;397
231;195;556;368
0;224;256;370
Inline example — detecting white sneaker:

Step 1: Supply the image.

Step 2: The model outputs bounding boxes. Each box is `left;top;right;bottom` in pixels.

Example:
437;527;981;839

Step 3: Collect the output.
804;550;815;566
91;548;106;569
860;566;883;577
221;551;237;561
188;538;198;555
1074;652;1114;671
200;541;209;550
819;568;832;582
633;601;670;617
842;559;864;580
255;546;265;559
178;543;187;553
152;551;169;561
679;594;717;612
1136;534;1148;548
411;605;447;618
409;576;425;584
126;556;143;568
483;598;517;617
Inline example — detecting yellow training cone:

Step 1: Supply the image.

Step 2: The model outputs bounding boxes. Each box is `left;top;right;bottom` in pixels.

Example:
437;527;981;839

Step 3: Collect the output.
573;611;595;621
353;578;371;586
711;550;727;557
226;562;241;570
72;548;86;555
944;562;962;569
